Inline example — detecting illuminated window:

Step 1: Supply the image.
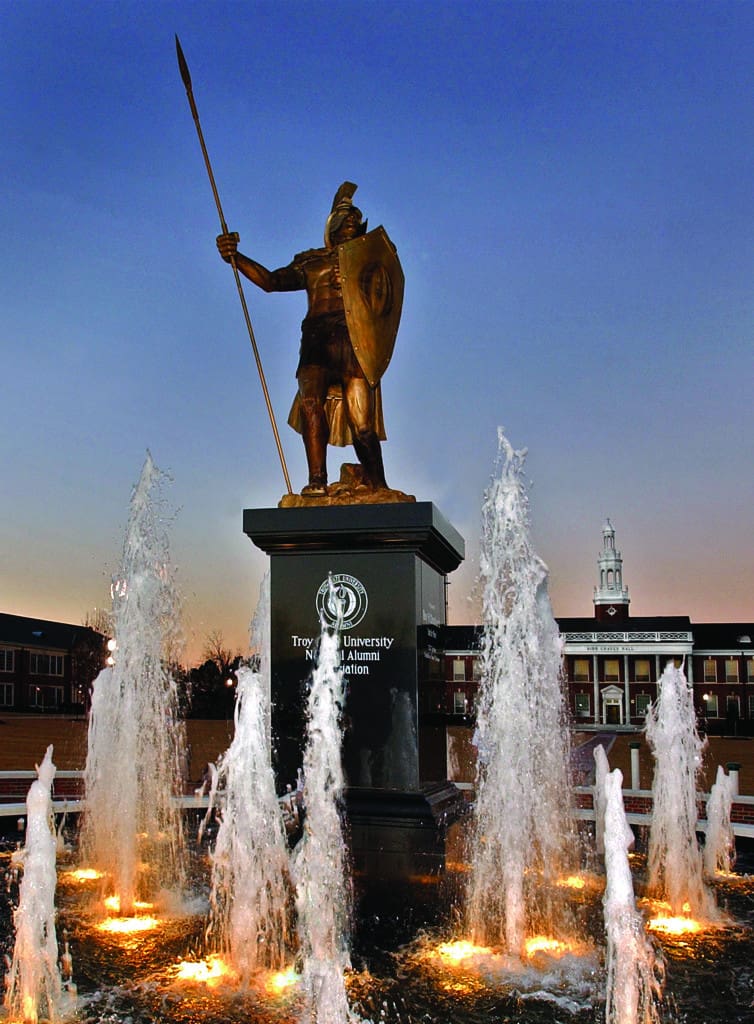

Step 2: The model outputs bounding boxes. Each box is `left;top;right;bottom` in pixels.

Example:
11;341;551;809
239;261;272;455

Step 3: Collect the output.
725;659;739;683
574;693;590;717
704;694;719;717
634;659;650;682
572;659;589;682
452;659;466;682
453;690;467;714
604;659;620;682
703;660;717;683
471;657;482;680
748;660;754;683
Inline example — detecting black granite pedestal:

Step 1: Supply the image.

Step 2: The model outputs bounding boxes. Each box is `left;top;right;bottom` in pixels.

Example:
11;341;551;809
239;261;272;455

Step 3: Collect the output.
244;501;467;878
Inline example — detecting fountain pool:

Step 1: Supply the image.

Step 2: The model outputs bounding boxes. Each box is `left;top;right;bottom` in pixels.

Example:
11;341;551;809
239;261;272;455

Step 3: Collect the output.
2;832;754;1024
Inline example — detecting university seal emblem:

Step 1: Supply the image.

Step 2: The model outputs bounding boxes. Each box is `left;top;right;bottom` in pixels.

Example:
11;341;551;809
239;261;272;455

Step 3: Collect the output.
316;574;368;629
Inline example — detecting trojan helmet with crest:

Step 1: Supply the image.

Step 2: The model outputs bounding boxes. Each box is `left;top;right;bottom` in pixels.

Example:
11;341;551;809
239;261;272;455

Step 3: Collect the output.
324;181;368;248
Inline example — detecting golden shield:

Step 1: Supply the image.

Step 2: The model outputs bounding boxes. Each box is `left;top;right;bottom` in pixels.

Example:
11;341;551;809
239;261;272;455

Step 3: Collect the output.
338;226;404;388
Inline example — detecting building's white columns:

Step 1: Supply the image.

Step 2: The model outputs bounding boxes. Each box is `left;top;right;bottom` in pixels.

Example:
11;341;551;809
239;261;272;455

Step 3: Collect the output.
593;654;599;724
624;653;630;723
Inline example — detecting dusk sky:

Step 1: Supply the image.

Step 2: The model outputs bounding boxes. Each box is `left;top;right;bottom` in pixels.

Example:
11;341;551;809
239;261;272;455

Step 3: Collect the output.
2;1;752;663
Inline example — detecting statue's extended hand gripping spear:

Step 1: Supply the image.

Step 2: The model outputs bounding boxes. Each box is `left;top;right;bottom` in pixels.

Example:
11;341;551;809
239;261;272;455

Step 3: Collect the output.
175;35;293;495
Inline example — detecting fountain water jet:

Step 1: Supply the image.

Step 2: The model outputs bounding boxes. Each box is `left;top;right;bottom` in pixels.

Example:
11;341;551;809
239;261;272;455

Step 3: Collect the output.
4;746;73;1024
466;429;577;955
292;606;353;1023
703;765;736;878
200;572;294;979
204;664;293;979
81;452;186;912
602;768;662;1024
593;744;610;858
644;661;716;920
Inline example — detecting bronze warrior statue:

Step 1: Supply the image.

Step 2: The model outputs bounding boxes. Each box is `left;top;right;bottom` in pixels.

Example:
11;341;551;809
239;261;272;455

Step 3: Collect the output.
217;183;403;498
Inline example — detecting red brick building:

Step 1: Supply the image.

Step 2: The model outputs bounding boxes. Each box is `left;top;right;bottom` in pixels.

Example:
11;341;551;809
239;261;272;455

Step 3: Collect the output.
0;612;106;713
423;520;753;740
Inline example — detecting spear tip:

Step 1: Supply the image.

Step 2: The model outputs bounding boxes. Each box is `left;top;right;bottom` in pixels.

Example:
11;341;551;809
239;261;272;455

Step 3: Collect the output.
175;34;192;92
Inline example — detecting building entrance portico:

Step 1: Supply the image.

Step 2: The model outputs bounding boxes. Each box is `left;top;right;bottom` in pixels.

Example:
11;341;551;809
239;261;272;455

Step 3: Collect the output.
601;685;624;725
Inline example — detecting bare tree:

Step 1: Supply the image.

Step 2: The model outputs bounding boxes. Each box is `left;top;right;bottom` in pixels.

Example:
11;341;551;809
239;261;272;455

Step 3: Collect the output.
83;607;113;638
203;629;240;682
180;630;243;719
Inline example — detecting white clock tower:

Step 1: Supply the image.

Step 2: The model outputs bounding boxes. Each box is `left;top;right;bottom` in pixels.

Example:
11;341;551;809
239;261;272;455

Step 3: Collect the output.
593;518;630;622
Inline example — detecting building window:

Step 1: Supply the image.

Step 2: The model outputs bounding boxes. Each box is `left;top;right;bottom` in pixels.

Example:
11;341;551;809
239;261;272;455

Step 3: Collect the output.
452;659;465;682
471;657;482;680
0;649;15;673
748;660;754;683
28;685;64;709
635;693;651;717
634;659;651;683
748;694;754;719
726;696;740;717
703;659;717;683
0;682;13;706
725;659;739;683
29;653;65;676
574;693;590;718
704;693;719;718
572;659;590;682
603;659;620;682
453;690;467;715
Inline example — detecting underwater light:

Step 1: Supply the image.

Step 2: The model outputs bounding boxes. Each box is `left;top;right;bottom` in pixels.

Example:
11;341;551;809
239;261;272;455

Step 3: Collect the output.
103;895;154;914
433;940;493;963
524;936;570;957
97;916;159;934
64;868;104;882
265;966;299;994
647;916;702;935
173;955;235;987
558;875;586;889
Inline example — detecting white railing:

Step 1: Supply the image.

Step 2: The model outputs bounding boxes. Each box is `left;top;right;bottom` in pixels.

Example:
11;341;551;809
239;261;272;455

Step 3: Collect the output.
562;631;693;643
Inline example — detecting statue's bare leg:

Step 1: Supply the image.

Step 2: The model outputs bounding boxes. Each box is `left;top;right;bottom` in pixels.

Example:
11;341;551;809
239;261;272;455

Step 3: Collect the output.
344;377;387;490
297;367;329;495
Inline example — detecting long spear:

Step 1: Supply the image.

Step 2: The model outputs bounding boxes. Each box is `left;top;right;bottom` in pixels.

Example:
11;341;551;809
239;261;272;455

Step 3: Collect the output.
175;35;293;495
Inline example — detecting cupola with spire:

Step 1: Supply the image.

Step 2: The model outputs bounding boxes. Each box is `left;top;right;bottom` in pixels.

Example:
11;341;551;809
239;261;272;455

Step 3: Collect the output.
593;518;630;621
